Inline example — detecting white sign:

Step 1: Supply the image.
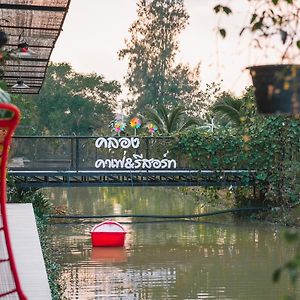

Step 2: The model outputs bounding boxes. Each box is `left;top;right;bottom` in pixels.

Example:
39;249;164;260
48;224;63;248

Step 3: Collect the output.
94;137;176;169
95;137;140;149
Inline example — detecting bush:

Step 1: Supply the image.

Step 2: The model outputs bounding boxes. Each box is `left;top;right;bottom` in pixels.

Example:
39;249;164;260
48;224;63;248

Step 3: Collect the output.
171;116;300;208
7;176;52;217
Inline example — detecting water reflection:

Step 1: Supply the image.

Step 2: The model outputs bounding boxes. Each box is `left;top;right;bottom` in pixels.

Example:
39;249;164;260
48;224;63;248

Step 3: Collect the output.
43;187;299;299
91;247;128;263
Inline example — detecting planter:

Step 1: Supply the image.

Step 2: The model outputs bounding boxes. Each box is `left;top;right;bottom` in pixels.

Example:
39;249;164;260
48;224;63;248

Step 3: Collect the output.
248;64;300;115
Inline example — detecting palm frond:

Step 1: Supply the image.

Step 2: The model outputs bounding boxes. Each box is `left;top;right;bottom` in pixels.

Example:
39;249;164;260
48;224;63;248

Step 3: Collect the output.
157;104;169;122
168;106;185;133
144;107;166;133
144;104;198;134
212;104;242;126
177;118;199;132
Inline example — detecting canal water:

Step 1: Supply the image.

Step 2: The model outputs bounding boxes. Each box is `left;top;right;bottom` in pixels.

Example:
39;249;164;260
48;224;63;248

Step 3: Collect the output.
43;187;300;300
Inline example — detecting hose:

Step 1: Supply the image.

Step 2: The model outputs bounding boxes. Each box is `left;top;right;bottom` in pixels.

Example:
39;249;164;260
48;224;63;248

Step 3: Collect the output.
46;206;268;220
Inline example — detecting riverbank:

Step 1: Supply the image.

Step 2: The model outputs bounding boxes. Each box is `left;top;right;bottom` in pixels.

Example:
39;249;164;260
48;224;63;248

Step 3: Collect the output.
7;179;67;300
180;186;300;226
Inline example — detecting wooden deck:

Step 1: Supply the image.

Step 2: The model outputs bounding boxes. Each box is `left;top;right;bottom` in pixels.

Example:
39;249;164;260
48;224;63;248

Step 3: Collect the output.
6;204;52;300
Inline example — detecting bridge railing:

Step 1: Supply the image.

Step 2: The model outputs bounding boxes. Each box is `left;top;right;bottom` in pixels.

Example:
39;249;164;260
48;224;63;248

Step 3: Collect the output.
9;136;186;171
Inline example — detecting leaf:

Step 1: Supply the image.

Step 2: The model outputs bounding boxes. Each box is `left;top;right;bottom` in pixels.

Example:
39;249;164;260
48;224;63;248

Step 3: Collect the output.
272;0;279;4
223;6;232;15
250;13;257;24
252;21;263;31
280;30;287;44
213;5;221;13
214;5;232;15
256;172;267;181
212;96;243;126
219;28;226;38
296;40;300;49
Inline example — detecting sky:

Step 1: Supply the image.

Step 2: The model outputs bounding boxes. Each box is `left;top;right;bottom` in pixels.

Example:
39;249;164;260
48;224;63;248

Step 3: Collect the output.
50;0;275;97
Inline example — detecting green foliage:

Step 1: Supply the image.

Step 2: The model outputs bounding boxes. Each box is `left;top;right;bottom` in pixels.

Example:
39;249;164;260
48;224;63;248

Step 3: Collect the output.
185;82;223;119
215;100;243;127
214;1;300;61
185;186;233;208
7;176;52;218
171;114;300;207
143;104;198;134
212;95;245;127
14;63;121;135
211;88;258;129
233;187;254;208
172;129;242;168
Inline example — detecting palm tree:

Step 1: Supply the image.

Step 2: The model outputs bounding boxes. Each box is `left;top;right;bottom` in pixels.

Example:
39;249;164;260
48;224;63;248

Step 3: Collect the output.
212;95;244;127
144;104;198;134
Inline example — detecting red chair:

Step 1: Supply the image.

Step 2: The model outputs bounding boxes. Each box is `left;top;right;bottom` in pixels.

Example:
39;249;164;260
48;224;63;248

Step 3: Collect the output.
0;103;26;299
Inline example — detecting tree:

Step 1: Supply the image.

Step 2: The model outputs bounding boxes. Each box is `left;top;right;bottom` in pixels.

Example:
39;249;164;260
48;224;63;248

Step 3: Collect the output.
15;63;121;135
214;1;300;61
119;0;192;111
167;63;208;117
144;104;198;134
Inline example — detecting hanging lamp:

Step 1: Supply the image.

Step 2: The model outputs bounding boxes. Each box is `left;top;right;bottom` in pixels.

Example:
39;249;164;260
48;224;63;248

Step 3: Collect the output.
12;80;29;89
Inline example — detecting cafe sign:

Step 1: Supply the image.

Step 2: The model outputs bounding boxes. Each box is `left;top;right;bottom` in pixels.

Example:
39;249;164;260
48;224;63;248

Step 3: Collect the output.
94;137;176;169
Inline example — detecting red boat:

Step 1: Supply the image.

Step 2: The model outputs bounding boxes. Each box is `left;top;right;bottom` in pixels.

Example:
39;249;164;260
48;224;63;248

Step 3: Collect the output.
90;220;126;247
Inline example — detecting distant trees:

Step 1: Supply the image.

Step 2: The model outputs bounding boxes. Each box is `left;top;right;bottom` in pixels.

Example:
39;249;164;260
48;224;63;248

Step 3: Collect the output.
15;63;121;135
119;0;203;112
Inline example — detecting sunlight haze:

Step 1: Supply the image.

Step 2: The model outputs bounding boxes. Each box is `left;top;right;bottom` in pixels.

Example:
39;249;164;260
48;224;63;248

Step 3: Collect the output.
51;0;266;96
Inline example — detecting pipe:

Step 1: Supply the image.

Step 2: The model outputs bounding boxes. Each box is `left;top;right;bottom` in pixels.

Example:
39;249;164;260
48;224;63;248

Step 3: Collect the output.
47;206;268;220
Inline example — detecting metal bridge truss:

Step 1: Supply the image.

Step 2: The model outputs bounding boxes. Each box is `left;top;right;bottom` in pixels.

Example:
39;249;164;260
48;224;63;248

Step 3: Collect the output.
9;169;256;188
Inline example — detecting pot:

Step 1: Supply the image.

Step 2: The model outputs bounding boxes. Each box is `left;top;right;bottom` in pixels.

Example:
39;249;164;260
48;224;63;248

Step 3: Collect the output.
248;64;300;115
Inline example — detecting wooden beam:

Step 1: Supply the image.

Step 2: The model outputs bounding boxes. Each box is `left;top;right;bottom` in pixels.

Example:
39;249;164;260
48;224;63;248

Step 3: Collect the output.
0;4;67;12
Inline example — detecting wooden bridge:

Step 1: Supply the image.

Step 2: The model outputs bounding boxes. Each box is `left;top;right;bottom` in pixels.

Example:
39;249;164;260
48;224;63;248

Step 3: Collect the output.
8;136;255;188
